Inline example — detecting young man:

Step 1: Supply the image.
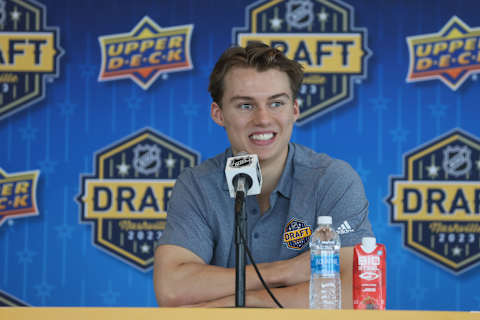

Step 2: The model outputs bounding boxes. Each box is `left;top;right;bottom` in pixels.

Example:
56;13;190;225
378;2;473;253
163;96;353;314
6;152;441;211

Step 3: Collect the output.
154;42;373;308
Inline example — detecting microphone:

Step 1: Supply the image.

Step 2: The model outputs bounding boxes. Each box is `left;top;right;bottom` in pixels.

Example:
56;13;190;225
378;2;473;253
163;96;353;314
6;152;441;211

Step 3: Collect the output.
225;152;262;198
225;152;282;308
225;152;262;308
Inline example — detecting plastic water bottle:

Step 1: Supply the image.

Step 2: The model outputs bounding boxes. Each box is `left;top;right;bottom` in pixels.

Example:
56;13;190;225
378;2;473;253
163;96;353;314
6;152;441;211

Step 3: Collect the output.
309;216;341;309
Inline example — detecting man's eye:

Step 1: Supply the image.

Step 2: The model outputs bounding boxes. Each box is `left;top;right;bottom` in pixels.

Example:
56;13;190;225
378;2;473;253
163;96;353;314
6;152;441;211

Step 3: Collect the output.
271;101;284;108
239;104;253;110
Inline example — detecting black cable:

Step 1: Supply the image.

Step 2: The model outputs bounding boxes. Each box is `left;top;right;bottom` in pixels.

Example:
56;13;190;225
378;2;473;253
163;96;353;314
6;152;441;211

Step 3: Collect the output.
238;226;284;308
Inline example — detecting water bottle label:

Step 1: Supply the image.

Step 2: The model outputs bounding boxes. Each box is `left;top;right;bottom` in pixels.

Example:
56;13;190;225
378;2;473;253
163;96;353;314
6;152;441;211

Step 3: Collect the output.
311;252;340;276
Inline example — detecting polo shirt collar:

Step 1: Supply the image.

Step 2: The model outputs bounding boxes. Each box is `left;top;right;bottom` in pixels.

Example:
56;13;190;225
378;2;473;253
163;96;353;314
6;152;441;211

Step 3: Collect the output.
221;148;233;192
272;142;294;199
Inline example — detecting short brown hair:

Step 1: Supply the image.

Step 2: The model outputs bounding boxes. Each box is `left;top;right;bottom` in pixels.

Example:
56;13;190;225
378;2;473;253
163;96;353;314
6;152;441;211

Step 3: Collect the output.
208;42;304;105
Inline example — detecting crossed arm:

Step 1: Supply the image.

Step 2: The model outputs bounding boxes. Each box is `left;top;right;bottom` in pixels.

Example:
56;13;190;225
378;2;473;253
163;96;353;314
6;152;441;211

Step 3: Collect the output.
153;244;353;308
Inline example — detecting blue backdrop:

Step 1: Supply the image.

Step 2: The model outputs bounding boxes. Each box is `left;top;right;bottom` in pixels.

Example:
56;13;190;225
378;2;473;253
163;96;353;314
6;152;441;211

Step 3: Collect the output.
0;0;479;311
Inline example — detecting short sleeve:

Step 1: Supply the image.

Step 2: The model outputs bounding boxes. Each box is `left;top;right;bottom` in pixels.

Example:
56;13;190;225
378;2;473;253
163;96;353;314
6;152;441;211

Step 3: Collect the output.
157;169;215;263
316;159;374;247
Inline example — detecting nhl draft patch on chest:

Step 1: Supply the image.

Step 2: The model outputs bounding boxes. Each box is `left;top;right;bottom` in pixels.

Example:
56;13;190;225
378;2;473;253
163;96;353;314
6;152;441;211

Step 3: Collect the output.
283;217;312;250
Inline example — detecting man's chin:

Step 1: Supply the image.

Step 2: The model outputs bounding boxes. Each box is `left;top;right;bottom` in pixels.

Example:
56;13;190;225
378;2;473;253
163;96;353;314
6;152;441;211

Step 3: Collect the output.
256;151;275;164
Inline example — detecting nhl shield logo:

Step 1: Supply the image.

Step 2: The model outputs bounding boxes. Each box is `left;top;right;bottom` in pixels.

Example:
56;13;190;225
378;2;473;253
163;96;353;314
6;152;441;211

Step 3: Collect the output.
133;144;161;175
386;129;480;274
286;0;314;29
77;128;200;271
233;0;370;125
443;146;471;177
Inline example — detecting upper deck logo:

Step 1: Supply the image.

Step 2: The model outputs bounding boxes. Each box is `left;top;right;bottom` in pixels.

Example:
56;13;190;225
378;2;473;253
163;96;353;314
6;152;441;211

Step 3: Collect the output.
386;129;480;274
0;0;63;120
98;16;193;90
0;168;39;226
233;0;370;125
76;128;199;271
407;16;480;91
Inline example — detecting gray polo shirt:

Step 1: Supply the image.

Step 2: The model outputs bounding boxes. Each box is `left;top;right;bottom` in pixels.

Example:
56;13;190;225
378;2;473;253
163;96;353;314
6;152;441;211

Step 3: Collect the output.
158;143;373;268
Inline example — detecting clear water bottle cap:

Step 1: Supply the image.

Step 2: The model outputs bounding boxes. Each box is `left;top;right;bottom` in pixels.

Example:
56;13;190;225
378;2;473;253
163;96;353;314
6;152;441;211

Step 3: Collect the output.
317;216;332;225
361;237;376;252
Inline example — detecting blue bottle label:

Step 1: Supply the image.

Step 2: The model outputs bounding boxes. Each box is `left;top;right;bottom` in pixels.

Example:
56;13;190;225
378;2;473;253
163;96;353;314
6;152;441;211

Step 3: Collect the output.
311;252;340;276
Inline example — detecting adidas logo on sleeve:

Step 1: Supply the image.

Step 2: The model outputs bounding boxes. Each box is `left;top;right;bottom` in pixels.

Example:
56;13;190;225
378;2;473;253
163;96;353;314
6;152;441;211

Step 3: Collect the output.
336;220;354;235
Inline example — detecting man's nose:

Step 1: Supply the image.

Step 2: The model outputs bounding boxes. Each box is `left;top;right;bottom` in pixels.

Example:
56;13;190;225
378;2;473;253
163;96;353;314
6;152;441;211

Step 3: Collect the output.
253;105;272;125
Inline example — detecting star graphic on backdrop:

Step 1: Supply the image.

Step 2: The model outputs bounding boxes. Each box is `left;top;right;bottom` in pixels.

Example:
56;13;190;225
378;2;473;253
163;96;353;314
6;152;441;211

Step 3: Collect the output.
17;248;37;264
80;64;96;79
35;281;54;299
58;101;77;117
182;103;200;117
269;16;283;31
318;12;328;22
100;288;120;305
11;8;21;21
116;162;130;176
408;286;428;302
296;97;303;108
370;96;390;111
38;158;58;175
19;126;38;142
165;157;176;170
452;246;462;256
428;103;448;118
390;128;409;143
140;243;150;254
126;95;143;110
426;164;440;178
55;223;74;240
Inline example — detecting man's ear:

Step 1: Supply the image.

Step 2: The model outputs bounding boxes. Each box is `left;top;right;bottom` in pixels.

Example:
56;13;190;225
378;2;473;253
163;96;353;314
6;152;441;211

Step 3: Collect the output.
210;102;225;127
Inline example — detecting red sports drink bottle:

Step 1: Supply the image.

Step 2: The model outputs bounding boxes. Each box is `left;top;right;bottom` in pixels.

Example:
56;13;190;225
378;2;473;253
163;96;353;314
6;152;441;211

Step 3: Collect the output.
353;237;386;310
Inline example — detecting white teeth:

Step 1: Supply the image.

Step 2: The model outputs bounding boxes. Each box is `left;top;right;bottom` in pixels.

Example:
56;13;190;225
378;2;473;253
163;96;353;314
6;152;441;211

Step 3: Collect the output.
251;133;274;141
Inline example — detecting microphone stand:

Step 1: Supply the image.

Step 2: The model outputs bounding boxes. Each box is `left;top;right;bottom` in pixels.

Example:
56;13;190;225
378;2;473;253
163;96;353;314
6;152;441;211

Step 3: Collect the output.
234;178;247;307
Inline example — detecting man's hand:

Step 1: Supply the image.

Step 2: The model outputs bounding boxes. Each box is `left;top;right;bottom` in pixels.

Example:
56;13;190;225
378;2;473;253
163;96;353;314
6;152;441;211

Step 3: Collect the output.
265;251;310;287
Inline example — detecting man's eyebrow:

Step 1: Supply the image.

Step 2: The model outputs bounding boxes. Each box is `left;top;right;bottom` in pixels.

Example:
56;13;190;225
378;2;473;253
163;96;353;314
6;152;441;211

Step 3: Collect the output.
268;93;291;100
229;95;254;102
229;93;291;102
